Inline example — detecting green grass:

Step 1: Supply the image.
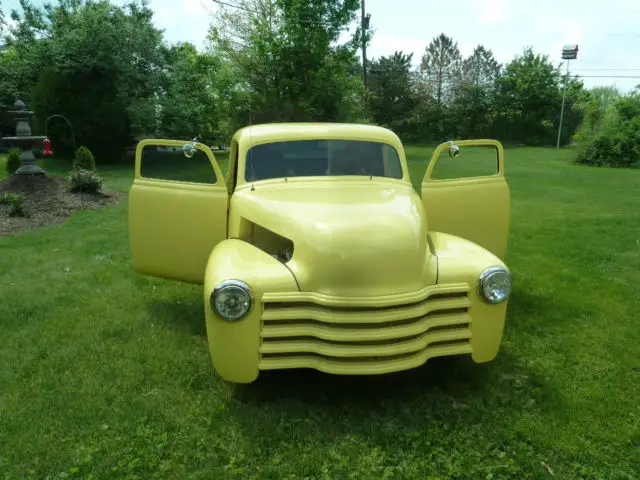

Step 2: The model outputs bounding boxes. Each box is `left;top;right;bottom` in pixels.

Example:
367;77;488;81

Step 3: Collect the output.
1;146;639;479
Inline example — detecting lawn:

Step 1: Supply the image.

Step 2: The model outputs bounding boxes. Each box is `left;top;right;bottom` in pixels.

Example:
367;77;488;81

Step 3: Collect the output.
1;145;639;479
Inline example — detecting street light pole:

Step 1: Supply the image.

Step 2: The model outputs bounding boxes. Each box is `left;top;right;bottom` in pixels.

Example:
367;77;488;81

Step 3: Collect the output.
556;44;578;150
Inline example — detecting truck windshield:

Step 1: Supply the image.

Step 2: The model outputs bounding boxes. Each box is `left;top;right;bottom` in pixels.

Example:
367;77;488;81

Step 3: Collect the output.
245;139;403;181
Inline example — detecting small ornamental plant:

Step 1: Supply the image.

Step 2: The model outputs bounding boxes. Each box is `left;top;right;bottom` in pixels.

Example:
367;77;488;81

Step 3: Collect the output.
6;148;21;176
0;192;27;217
68;168;103;194
68;146;102;194
73;146;96;172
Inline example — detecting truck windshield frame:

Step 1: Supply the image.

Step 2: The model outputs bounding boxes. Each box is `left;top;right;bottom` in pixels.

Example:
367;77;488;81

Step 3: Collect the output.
245;139;404;182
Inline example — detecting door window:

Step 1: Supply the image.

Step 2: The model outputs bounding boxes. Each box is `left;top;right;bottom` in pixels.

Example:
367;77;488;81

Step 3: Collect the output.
140;145;218;184
430;145;499;180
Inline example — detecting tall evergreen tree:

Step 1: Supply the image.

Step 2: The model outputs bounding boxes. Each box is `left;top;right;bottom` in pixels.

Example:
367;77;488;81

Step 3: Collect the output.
420;33;461;108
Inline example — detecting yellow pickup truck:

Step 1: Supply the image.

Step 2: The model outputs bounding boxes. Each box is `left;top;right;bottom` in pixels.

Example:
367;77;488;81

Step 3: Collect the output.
129;123;511;383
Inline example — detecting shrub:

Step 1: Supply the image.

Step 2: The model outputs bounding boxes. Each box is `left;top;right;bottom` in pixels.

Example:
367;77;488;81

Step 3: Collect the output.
68;168;103;194
6;148;21;176
0;192;27;217
73;146;96;172
574;92;640;168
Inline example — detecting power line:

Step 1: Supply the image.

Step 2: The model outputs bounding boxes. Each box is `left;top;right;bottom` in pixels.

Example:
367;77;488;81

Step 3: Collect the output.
571;69;640;72
365;68;640;79
588;33;640;38
576;75;640;78
570;68;640;72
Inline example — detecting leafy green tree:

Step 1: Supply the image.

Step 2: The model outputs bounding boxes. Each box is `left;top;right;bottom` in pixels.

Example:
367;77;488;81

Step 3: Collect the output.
494;48;563;144
160;43;218;142
7;0;167;162
574;86;622;144
208;0;365;125
590;86;621;110
0;0;51;105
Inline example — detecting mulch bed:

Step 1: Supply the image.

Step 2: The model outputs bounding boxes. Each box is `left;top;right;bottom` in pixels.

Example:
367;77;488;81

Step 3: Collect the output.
0;174;123;236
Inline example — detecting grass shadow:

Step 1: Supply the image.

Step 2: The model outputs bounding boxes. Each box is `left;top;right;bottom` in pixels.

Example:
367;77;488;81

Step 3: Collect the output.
146;297;206;336
506;285;596;333
222;349;565;467
232;349;556;412
234;355;485;404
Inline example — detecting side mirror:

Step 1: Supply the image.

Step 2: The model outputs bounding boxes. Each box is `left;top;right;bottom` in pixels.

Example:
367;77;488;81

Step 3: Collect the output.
183;143;198;158
448;141;460;158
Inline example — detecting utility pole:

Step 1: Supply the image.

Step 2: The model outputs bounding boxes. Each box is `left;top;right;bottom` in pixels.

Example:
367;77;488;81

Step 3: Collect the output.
556;60;570;150
361;0;370;88
557;44;579;150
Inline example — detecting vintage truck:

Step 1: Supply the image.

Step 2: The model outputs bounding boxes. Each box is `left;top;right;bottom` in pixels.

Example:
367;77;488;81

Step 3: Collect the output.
129;123;511;383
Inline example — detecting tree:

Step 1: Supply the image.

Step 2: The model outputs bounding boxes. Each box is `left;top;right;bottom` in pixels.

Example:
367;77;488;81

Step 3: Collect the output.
368;51;418;135
0;0;50;109
416;34;462;139
452;45;501;138
208;0;365;125
419;34;461;109
494;48;564;145
160;43;217;142
6;0;167;162
460;45;500;88
589;86;621;111
574;86;622;144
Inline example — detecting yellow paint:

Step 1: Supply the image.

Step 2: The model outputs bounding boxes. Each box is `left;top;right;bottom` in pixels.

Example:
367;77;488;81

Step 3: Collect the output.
204;239;299;383
229;179;437;297
129;125;511;383
429;232;508;362
422;139;510;260
129;140;228;284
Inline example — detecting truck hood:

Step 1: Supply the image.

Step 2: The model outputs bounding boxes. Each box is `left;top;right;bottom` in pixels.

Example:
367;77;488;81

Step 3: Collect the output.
231;180;436;296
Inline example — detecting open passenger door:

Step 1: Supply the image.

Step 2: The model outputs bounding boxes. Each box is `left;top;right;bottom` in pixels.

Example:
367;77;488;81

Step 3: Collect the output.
421;140;510;260
129;140;228;284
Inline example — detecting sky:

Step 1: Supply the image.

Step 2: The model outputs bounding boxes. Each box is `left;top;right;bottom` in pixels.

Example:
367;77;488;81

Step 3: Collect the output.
4;0;640;91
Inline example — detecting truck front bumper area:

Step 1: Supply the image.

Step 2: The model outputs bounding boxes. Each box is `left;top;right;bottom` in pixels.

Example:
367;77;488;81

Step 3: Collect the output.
205;238;508;383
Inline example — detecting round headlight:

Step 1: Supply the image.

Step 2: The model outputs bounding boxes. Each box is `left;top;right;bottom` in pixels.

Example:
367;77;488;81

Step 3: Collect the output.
479;267;512;304
211;280;253;321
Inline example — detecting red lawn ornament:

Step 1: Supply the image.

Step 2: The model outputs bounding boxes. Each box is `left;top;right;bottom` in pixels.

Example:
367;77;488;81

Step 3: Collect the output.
43;138;53;156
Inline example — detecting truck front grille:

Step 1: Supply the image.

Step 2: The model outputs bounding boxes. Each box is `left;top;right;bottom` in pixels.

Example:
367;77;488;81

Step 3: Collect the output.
259;283;472;375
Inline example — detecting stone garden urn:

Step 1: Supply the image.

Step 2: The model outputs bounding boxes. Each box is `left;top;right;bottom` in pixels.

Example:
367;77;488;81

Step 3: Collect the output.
2;100;47;175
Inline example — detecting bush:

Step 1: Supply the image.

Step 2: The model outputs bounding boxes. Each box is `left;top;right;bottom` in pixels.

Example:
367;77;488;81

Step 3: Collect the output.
6;148;21;176
574;92;640;168
0;192;27;217
68;168;103;194
73;146;96;171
